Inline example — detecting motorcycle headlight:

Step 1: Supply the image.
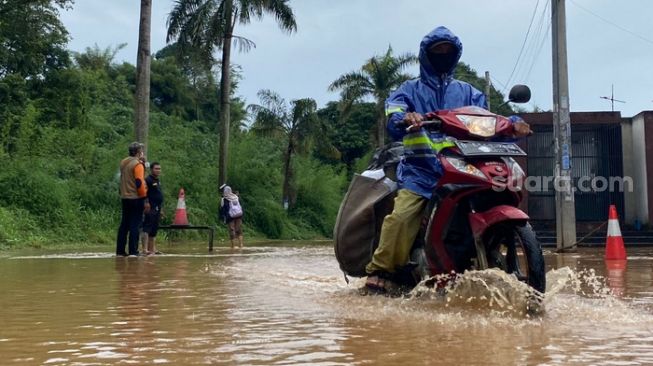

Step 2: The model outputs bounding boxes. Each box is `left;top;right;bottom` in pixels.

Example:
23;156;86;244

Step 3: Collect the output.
445;157;487;180
456;115;497;137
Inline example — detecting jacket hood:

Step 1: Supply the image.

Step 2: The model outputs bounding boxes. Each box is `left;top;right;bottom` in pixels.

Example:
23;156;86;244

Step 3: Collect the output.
419;26;463;86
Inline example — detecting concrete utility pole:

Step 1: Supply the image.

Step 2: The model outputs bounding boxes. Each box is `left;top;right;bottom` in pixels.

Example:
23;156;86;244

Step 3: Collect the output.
135;0;152;156
485;71;492;112
551;0;577;250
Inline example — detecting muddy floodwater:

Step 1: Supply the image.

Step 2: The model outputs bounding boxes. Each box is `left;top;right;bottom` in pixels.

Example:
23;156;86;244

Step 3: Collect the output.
1;244;652;365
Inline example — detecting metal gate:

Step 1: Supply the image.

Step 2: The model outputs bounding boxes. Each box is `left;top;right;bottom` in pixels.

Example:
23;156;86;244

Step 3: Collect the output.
527;124;624;221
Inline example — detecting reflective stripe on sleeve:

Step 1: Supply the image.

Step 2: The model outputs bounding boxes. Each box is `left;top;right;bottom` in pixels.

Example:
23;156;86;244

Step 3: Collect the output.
403;132;456;152
385;107;405;116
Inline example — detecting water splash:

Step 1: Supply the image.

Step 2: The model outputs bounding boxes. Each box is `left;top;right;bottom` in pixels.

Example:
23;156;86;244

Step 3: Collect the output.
542;266;653;328
408;269;543;318
546;266;620;299
362;266;639;319
409;266;653;325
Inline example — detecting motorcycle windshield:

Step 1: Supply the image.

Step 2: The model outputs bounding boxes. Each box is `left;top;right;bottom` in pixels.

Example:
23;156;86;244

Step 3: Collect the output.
455;115;497;137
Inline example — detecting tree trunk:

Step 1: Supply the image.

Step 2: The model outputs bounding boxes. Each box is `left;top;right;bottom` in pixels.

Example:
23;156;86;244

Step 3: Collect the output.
218;0;233;186
375;100;386;148
134;0;152;156
282;140;293;210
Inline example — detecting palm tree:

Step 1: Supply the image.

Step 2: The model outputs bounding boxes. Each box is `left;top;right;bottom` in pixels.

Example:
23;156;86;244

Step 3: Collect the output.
329;46;418;148
248;90;323;209
135;0;152;155
166;0;297;186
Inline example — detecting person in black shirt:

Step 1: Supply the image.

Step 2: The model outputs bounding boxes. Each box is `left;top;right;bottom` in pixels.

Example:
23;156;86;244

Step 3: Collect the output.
142;162;164;255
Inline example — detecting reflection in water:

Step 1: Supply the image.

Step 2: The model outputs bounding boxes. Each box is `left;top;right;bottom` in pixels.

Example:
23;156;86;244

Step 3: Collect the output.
111;258;159;360
605;259;627;297
0;246;652;365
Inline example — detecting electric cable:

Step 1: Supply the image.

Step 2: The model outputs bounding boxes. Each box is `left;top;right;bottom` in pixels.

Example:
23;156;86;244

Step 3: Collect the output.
502;0;541;94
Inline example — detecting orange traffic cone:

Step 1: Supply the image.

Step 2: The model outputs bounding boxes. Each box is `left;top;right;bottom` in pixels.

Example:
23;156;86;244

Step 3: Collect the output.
172;188;190;226
605;205;626;260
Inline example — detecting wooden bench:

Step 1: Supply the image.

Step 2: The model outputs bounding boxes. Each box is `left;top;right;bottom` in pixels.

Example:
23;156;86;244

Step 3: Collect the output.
158;225;215;251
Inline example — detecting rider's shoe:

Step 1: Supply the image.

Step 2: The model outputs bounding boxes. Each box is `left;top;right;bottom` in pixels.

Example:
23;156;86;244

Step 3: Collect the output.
365;275;386;293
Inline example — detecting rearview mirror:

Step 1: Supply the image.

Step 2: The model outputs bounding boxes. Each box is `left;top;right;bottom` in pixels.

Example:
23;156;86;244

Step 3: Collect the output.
508;85;531;104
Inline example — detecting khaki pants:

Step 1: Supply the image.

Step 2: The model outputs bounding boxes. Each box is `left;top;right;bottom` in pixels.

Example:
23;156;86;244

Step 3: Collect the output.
366;189;426;274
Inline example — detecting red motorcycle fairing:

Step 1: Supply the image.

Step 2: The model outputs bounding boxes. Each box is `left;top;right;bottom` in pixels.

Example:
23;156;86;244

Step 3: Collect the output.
424;184;486;274
424;154;524;275
468;205;529;238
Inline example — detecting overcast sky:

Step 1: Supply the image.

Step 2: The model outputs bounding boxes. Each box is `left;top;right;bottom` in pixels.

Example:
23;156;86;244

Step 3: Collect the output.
60;0;653;117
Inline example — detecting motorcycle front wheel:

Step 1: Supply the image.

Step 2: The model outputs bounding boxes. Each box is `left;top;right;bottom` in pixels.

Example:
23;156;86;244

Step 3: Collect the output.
483;223;546;294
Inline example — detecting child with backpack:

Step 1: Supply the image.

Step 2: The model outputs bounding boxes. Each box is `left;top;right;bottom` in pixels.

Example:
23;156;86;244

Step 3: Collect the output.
219;185;244;249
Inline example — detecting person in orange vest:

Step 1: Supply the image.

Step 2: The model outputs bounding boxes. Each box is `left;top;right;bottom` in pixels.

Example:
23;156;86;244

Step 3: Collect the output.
116;142;148;256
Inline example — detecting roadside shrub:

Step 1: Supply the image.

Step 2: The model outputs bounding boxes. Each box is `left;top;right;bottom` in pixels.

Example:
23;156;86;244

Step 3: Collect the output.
294;156;346;236
0;163;77;226
0;206;42;247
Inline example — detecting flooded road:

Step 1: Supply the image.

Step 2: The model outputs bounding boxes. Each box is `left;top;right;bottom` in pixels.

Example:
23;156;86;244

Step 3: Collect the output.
1;244;653;365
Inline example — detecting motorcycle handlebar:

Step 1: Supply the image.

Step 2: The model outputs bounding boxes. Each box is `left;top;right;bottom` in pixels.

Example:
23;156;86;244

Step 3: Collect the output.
405;120;441;132
404;115;534;136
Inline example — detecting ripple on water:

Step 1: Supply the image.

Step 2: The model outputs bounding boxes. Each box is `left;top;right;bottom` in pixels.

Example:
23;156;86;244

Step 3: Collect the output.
3;246;653;365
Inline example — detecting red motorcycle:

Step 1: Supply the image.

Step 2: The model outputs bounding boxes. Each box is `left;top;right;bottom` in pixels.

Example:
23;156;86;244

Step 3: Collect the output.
334;85;545;295
408;87;545;295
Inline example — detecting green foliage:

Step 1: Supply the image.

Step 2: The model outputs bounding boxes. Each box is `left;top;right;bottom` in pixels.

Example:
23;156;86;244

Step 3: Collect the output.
353;150;375;175
329;46;417;106
329;46;418;147
155;43;217;117
0;206;43;248
293;156;346;236
73;43;127;73
248;89;333;208
0;0;72;78
166;1;298;184
226;133;285;238
166;0;297;64
150;57;196;119
318;101;375;176
0;161;78;226
33;68;91;129
0;74;29;154
0;1;525;249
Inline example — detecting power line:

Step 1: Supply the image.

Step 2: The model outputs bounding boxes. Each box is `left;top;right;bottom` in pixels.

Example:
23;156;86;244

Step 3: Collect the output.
524;16;552;83
516;1;546;81
520;0;551;82
490;75;508;90
569;0;653;46
502;0;540;94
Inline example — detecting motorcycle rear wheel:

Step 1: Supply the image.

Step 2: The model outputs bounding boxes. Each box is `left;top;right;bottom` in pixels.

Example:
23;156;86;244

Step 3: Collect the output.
484;223;546;294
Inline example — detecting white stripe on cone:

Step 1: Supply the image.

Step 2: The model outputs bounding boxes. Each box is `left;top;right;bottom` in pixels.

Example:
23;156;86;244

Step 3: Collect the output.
176;198;186;209
607;219;622;237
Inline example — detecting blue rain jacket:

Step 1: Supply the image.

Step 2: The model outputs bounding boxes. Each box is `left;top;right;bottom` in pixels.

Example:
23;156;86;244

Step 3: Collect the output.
385;26;488;199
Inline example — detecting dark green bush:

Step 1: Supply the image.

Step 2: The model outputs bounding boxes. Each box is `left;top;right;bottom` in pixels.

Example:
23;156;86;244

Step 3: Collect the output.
0;162;77;226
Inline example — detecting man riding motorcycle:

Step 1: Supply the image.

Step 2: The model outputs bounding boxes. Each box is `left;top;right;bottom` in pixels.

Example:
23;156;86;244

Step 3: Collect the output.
365;26;531;292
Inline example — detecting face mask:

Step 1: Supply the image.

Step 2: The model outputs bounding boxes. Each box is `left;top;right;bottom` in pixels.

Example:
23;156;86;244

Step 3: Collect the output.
428;52;457;75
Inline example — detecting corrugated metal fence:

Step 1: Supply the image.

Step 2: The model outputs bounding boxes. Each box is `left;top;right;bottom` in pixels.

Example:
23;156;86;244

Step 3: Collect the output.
527;124;624;222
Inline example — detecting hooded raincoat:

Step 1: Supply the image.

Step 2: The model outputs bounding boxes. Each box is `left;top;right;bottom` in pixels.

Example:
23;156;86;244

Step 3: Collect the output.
385;26;488;199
